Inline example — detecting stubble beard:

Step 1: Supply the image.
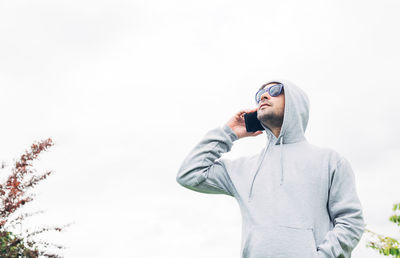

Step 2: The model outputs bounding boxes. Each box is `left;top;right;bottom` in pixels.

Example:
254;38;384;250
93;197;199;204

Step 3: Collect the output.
257;109;284;128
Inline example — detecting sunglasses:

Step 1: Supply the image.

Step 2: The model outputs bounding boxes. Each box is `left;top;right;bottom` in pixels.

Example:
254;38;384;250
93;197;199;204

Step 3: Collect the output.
255;83;284;105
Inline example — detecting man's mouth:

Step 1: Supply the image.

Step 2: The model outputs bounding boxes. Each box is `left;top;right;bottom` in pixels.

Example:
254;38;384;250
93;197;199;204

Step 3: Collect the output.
259;103;271;108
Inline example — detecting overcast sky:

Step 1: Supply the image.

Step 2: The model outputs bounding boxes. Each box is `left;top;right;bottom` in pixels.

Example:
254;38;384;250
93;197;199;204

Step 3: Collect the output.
1;0;400;257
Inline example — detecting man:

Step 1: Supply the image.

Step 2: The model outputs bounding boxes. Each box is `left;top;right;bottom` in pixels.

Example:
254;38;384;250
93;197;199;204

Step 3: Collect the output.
176;78;365;258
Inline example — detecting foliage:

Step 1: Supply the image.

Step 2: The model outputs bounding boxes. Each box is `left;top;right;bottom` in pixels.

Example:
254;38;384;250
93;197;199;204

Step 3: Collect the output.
0;138;71;257
0;231;39;257
366;202;400;257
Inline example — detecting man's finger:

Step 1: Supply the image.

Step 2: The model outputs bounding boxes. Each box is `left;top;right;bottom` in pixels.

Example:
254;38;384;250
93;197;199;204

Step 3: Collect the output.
245;108;257;112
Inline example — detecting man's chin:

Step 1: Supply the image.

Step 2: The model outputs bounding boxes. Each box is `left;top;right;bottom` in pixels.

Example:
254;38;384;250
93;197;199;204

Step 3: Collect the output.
257;112;271;122
258;113;283;127
257;116;269;127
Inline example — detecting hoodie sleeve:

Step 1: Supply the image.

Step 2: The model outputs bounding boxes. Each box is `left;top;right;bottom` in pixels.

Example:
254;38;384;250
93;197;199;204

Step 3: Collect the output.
317;156;365;258
176;124;239;197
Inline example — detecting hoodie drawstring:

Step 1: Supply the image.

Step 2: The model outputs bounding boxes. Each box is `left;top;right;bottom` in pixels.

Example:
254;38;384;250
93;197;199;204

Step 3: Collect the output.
248;135;285;202
248;139;271;202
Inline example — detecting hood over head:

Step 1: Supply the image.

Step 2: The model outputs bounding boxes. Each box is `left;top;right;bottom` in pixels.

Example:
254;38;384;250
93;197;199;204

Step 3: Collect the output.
248;78;310;201
259;78;310;145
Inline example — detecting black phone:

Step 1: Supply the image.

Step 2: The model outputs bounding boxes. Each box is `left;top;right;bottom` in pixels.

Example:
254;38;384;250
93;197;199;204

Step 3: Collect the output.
244;110;265;132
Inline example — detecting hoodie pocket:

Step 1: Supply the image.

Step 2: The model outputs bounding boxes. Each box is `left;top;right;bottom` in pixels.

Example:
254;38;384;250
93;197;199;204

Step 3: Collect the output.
241;224;318;258
276;225;318;258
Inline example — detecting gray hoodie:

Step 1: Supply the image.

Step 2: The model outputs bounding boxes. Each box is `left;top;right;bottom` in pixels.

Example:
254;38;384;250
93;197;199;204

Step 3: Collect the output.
176;79;365;258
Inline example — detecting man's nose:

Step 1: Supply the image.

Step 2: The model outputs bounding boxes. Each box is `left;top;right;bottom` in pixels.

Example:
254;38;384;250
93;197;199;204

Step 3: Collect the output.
260;91;271;101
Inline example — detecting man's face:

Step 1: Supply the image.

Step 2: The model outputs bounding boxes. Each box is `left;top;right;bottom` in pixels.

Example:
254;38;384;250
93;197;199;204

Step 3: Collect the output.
256;82;285;127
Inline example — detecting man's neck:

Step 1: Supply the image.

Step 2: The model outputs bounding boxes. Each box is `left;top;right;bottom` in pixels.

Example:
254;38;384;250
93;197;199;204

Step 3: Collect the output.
271;127;281;139
261;122;281;139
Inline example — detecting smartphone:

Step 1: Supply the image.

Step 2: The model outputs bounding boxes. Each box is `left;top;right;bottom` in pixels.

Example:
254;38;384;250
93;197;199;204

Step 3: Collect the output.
244;110;265;132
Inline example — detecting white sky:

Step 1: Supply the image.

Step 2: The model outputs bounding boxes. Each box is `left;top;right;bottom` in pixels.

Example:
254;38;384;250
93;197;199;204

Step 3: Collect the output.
1;0;399;257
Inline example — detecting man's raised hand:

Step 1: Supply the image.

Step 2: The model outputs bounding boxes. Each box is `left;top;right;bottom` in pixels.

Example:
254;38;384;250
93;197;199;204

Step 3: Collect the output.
226;108;263;139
